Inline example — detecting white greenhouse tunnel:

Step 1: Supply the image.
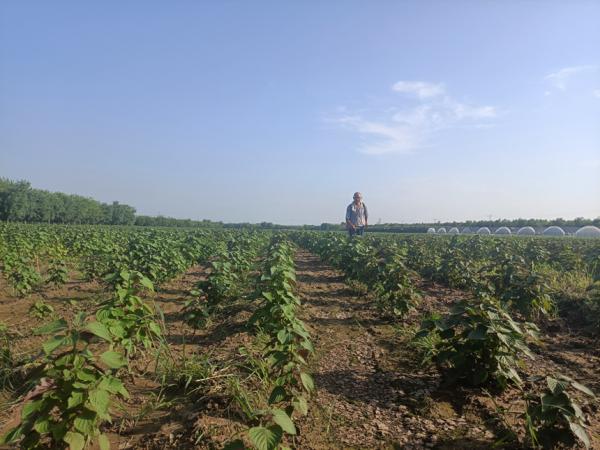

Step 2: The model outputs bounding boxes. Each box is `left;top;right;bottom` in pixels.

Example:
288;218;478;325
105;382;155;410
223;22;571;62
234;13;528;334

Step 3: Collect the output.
423;224;599;238
543;226;565;236
517;226;536;236
575;225;600;238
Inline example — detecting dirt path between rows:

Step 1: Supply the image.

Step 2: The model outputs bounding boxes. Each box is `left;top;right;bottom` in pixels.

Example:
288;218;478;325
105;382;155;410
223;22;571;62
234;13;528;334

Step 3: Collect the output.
293;250;498;450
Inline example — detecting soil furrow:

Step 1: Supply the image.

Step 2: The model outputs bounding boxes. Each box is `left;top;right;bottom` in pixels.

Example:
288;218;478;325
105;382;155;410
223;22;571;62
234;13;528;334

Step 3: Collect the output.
294;250;493;450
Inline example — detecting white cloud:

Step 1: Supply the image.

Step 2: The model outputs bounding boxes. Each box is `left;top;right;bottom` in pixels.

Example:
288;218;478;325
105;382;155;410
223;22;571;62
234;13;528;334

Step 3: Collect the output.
334;115;419;155
593;89;600;99
332;81;496;155
448;100;496;120
392;81;445;98
544;65;596;90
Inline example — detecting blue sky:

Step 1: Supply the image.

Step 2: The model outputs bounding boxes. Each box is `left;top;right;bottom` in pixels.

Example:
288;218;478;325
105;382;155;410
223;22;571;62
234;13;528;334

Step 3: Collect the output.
1;1;599;225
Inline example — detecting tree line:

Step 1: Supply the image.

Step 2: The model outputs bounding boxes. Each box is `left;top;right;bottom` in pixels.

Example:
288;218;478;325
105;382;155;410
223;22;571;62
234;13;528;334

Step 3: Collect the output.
2;177;598;230
0;178;136;225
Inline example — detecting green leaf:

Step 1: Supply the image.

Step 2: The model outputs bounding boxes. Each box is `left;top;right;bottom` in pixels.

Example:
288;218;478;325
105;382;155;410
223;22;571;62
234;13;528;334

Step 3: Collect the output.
74;410;96;435
139;276;154;291
85;321;112;342
292;395;308;416
89;389;110;415
67;391;85;409
277;329;289;344
568;421;590;448
268;385;287;404
63;431;85;450
100;351;127;369
76;368;98;382
1;425;24;444
74;312;87;327
540;393;568;412
107;323;125;338
98;433;110;450
22;399;44;419
271;408;296;435
34;319;68;335
300;339;314;353
42;336;66;355
148;321;162;336
99;377;128;397
222;439;246;450
546;376;568;394
248;426;282;450
300;372;314;392
33;417;51;434
467;324;487;340
506;367;522;385
570;380;596;398
572;401;584;419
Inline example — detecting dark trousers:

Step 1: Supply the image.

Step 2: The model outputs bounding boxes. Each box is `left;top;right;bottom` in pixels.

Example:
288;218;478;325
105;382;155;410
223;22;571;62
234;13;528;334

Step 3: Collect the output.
348;226;365;237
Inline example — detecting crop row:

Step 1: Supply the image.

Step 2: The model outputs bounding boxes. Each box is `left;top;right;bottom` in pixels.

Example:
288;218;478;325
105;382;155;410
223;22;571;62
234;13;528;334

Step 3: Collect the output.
0;226;315;450
290;231;599;448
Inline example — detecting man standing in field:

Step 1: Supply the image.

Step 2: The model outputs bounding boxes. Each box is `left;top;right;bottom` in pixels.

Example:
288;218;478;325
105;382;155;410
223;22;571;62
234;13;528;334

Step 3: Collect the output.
346;192;368;237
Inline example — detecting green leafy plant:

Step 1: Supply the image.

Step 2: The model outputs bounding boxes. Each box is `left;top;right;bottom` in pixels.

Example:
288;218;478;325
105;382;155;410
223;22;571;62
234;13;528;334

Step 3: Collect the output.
181;292;211;329
29;300;55;320
196;260;240;310
0;313;129;450
97;270;163;360
182;259;243;329
498;257;556;319
46;244;69;288
416;296;539;389
183;234;267;329
408;319;441;366
435;244;479;290
2;252;41;297
241;237;314;450
524;374;596;449
373;252;421;318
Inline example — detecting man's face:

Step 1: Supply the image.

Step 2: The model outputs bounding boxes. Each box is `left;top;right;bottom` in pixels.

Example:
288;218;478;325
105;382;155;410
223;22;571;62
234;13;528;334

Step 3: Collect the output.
353;194;362;203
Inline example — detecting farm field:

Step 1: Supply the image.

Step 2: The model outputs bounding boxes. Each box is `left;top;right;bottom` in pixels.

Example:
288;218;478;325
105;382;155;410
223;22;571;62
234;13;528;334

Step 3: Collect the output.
0;224;599;449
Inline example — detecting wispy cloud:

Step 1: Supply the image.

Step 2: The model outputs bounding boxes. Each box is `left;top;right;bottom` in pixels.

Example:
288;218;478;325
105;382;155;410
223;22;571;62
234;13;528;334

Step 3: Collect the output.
544;65;596;90
392;81;445;99
593;89;600;99
334;115;420;155
331;81;496;155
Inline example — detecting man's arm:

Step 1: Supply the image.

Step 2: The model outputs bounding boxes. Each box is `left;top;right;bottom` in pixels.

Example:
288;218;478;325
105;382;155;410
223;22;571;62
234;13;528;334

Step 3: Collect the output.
345;205;355;229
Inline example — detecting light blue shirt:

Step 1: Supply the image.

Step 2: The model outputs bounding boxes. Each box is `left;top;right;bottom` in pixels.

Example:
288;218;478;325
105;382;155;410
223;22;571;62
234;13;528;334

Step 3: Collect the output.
346;202;368;227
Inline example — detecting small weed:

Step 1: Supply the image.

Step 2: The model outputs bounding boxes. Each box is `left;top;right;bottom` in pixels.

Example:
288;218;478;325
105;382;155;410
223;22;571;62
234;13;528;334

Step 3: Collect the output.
28;300;55;320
